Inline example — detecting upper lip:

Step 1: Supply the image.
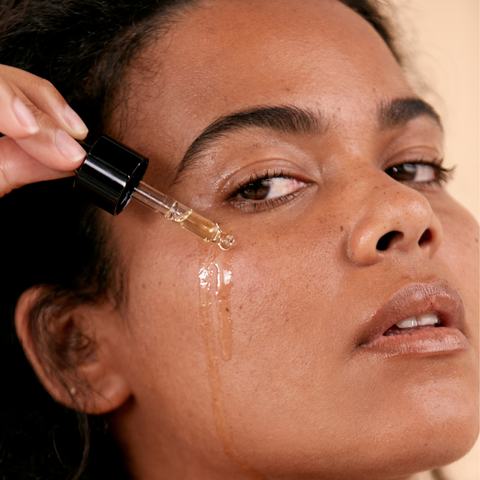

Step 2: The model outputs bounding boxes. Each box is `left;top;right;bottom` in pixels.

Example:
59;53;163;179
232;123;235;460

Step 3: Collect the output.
357;279;465;347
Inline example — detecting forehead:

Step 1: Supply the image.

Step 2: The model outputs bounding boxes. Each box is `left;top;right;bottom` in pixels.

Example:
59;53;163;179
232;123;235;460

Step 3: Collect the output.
121;0;413;178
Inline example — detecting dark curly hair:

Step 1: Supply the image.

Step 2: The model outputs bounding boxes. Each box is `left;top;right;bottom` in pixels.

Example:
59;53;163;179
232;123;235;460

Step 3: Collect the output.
0;1;416;479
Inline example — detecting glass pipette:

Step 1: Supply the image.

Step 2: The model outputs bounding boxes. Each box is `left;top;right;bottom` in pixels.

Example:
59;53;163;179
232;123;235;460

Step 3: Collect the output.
74;135;235;250
132;181;235;250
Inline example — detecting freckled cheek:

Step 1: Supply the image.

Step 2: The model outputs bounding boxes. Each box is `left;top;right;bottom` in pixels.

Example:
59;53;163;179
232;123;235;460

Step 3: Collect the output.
215;243;360;438
124;239;204;355
228;235;345;360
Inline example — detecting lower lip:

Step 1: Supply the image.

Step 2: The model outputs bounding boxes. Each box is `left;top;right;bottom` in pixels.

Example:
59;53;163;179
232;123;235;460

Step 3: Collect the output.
359;327;470;357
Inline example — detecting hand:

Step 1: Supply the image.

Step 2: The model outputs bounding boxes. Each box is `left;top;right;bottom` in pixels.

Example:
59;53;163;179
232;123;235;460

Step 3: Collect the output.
0;64;88;198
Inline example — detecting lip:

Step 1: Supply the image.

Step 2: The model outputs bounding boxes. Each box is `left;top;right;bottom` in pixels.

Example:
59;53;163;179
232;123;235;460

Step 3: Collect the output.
357;280;469;357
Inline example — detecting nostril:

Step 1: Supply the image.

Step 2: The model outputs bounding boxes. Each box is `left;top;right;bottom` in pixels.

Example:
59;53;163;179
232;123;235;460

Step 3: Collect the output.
418;228;432;246
376;231;403;251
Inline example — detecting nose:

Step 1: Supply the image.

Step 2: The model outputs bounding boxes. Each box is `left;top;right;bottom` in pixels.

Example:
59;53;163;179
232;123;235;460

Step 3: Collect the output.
347;180;443;266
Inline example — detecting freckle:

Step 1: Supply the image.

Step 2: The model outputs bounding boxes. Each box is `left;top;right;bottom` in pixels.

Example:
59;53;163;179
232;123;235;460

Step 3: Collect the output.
239;305;243;310
476;238;478;243
340;226;344;231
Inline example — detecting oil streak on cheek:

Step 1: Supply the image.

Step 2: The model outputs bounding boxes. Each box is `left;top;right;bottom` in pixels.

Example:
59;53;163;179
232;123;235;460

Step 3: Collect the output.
199;247;266;480
217;259;233;361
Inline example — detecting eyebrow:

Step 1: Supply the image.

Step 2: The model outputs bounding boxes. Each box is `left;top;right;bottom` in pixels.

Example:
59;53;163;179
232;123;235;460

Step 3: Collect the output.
378;97;442;130
173;97;441;182
174;105;322;180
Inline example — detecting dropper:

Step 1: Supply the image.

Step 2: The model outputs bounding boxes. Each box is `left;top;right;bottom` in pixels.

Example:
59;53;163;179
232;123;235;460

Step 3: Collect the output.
74;135;235;250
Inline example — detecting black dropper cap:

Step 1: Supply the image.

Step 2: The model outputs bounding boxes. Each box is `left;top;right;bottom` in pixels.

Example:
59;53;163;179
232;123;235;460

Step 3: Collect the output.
74;135;149;215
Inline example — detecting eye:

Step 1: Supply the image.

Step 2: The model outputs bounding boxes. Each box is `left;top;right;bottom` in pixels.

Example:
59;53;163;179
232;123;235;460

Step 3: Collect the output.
231;171;307;212
385;161;452;185
237;177;305;200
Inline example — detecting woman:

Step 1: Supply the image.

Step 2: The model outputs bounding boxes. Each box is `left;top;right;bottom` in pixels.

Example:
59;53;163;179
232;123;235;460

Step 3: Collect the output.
0;0;478;479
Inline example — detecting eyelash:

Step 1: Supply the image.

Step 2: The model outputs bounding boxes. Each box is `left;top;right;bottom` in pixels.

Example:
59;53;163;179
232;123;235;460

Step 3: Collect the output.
230;160;454;213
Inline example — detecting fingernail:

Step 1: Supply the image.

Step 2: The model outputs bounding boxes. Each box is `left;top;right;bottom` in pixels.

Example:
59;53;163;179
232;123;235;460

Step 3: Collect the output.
13;97;39;134
56;129;86;162
64;105;88;135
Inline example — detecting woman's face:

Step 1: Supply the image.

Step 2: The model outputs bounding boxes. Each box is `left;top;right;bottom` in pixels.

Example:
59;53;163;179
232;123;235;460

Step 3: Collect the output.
102;0;479;478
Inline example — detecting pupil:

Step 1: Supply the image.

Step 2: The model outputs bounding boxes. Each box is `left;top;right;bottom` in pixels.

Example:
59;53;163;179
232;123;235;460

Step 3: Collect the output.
242;181;270;200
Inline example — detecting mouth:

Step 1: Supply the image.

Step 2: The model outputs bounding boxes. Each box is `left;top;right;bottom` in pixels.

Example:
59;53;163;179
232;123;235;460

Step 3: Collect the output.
358;280;469;356
383;311;442;336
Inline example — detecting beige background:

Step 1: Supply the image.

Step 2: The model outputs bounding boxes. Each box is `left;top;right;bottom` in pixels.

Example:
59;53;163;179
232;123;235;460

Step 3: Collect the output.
390;1;479;479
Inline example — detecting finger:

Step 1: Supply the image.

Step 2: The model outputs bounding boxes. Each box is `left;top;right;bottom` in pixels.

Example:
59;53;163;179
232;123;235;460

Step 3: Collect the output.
0;73;39;139
0;136;74;198
0;65;88;140
13;108;87;171
0;98;86;170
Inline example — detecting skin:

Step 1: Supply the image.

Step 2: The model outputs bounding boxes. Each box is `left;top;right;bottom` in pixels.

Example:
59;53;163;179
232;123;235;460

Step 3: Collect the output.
8;0;479;479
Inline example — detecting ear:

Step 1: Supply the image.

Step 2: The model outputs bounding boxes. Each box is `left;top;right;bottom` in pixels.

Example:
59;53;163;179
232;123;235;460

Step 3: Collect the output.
15;287;131;414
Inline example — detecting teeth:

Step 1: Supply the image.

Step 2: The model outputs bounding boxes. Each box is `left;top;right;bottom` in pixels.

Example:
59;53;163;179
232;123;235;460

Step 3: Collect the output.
396;317;417;328
417;312;439;326
395;312;440;329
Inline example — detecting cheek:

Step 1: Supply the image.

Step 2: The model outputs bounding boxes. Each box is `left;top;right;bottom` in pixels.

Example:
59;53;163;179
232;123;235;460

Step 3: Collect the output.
111;214;222;441
121;208;352;447
125;242;207;386
110;211;348;456
228;215;347;373
209;219;361;451
434;198;479;343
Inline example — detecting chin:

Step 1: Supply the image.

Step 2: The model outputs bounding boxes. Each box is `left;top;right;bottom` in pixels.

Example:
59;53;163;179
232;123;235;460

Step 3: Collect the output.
359;395;480;479
266;388;478;479
327;423;478;480
233;406;479;480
